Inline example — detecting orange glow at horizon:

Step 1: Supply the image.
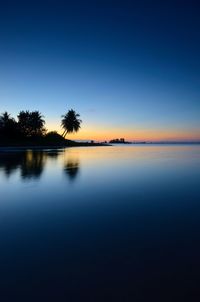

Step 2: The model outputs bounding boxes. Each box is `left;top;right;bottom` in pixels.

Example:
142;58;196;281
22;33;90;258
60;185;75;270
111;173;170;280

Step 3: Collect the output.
47;122;200;142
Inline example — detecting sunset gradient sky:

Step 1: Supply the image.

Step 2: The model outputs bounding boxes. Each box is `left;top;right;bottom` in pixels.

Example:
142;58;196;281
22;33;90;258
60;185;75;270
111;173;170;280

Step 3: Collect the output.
0;0;199;141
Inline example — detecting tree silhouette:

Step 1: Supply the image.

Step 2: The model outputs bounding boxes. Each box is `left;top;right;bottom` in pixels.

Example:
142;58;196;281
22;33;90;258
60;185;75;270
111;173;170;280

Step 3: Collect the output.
0;112;18;138
61;109;82;138
18;110;46;137
0;112;11;126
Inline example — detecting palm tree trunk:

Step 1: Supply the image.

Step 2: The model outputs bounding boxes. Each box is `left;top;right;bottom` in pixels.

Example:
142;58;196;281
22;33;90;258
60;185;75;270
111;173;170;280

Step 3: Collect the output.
62;129;67;137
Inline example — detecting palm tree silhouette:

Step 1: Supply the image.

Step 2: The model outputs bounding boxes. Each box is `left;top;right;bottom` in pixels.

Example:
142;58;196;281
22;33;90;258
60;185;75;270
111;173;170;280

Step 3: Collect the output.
0;111;17;138
0;112;14;127
18;110;45;137
29;111;46;136
61;109;82;138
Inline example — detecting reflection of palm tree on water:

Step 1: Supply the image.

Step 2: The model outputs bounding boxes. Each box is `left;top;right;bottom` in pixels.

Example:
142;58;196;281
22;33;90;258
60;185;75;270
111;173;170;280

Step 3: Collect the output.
0;152;21;177
0;149;80;181
20;151;45;179
0;150;61;180
0;151;46;179
64;156;80;181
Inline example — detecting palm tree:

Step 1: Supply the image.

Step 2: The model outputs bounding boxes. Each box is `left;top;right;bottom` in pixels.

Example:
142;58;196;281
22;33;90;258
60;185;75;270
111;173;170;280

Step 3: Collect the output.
0;112;13;127
0;112;17;138
61;109;82;138
29;111;46;136
17;111;30;137
18;110;45;137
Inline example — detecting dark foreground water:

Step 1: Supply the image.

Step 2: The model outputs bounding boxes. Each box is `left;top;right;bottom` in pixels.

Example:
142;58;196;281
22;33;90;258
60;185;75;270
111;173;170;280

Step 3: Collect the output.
0;145;200;301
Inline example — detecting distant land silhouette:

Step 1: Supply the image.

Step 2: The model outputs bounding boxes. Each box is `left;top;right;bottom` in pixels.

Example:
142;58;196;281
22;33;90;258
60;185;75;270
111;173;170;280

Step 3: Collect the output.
109;138;131;144
1;110;199;148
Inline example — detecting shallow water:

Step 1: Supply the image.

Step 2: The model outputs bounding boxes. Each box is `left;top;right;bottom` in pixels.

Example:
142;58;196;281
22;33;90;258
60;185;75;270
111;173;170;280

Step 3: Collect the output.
0;145;200;300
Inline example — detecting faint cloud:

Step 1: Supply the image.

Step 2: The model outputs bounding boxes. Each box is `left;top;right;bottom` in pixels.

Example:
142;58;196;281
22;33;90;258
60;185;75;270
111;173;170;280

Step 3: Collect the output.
87;108;96;113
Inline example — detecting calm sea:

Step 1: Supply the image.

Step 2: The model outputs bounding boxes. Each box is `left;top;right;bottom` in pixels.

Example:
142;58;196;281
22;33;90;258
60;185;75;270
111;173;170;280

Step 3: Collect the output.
0;145;200;301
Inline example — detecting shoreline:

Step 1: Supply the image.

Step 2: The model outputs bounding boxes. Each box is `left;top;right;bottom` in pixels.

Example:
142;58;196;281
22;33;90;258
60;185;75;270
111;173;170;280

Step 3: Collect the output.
0;141;199;152
0;142;110;152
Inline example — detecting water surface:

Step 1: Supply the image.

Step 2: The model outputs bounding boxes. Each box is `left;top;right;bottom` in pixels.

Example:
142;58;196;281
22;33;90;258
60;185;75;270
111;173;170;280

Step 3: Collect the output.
0;145;200;301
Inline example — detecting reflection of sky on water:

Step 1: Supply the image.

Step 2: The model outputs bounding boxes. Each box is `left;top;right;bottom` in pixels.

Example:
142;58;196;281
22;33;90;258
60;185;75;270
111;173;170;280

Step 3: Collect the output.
0;144;199;210
0;145;200;299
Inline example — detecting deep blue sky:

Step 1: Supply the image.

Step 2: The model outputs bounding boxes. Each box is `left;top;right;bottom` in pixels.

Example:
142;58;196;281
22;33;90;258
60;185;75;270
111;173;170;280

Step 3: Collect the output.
0;0;199;141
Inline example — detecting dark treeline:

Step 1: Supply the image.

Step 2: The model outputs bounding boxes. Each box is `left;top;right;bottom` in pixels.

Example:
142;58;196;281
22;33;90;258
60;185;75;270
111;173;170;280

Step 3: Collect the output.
0;109;82;146
0;111;45;139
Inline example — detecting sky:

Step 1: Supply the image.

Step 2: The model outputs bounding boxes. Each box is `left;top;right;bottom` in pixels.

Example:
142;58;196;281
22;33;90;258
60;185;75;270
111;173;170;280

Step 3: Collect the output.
0;0;199;141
